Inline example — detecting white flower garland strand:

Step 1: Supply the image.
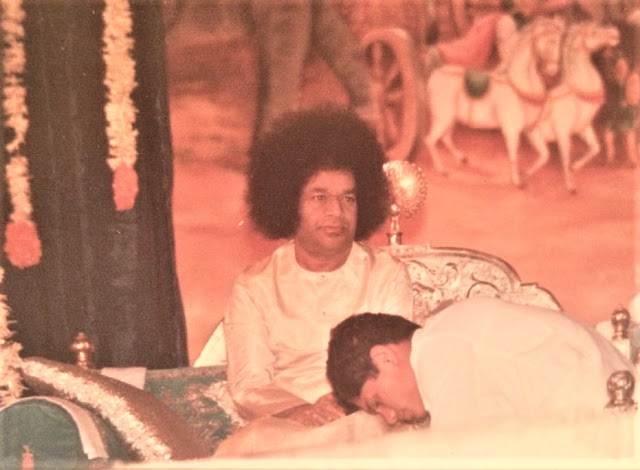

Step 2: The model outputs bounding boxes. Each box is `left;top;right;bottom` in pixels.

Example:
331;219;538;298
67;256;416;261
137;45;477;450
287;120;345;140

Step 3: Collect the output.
102;0;139;211
2;0;42;268
3;0;31;220
0;267;24;406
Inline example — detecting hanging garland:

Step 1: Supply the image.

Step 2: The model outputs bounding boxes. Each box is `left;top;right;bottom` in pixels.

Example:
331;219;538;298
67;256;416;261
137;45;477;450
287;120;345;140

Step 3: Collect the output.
103;0;139;211
0;267;24;406
1;0;42;269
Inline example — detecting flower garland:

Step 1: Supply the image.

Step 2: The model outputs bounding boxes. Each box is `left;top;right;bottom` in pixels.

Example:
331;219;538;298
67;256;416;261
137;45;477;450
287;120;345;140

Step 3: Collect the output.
0;267;24;406
103;0;139;211
2;0;42;269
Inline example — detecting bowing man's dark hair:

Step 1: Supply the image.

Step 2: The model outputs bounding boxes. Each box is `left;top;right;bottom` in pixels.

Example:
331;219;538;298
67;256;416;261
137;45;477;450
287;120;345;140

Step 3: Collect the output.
326;312;420;413
246;105;390;240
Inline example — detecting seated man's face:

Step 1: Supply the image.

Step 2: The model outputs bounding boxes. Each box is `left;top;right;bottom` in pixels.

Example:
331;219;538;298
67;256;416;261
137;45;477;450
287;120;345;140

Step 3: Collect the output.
295;169;357;259
353;347;429;426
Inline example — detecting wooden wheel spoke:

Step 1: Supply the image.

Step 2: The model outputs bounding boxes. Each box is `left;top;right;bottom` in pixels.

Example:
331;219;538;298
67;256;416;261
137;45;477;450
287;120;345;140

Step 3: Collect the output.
382;109;401;144
382;63;401;89
369;42;386;79
383;88;404;106
363;28;422;160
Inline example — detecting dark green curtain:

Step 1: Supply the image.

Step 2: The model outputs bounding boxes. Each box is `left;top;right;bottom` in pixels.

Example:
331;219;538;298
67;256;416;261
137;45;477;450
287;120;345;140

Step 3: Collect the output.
0;0;188;368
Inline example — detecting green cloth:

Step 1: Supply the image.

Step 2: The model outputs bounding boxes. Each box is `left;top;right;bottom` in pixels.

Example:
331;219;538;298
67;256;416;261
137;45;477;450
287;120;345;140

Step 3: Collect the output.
465;69;490;98
144;365;237;454
0;366;235;466
0;398;130;469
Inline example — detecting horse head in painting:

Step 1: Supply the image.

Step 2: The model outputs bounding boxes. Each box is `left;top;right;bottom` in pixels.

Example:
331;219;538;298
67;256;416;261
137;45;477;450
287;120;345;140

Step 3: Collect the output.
524;21;620;193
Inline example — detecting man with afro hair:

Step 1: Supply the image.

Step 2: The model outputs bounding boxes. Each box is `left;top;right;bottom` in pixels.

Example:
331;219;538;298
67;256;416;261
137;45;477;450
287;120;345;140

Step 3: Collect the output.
198;106;414;427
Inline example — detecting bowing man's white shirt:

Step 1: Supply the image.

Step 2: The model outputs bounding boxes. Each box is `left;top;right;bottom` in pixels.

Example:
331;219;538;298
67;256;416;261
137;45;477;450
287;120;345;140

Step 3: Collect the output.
411;296;636;430
223;240;414;419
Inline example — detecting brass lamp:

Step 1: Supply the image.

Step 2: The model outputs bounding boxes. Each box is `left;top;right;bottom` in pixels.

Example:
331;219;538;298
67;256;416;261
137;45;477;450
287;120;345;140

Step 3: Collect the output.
383;161;427;245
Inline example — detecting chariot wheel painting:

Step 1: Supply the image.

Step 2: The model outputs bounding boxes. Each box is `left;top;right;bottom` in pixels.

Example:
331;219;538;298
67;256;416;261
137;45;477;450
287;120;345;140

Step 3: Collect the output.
363;28;424;161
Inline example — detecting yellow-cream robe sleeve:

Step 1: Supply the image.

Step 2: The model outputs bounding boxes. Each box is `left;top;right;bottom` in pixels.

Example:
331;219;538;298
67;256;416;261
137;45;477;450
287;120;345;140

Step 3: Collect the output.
223;241;414;419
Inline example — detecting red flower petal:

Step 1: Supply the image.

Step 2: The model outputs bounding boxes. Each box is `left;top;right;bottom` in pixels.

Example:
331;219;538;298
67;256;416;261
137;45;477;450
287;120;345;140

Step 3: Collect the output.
4;220;42;268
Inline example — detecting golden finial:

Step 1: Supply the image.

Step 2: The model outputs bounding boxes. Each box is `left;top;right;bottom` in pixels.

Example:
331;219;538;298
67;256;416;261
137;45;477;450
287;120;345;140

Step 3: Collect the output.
383;161;427;245
21;445;34;470
70;332;95;369
611;307;631;341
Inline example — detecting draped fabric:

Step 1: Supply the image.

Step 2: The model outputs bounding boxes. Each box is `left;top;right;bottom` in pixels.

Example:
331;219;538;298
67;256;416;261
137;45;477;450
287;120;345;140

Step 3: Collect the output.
436;13;501;69
0;0;188;368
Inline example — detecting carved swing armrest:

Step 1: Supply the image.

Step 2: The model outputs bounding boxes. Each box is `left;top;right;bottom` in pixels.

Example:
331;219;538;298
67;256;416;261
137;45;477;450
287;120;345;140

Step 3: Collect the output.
383;244;562;325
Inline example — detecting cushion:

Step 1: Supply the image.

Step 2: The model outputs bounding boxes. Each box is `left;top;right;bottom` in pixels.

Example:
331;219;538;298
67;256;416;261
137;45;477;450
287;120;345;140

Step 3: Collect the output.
20;357;210;462
144;365;241;454
0;396;130;468
193;323;227;366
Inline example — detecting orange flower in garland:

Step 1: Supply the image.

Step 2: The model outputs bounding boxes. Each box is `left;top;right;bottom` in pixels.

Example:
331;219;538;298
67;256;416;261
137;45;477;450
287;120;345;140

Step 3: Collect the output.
112;162;139;211
103;0;139;212
2;0;42;268
4;220;41;270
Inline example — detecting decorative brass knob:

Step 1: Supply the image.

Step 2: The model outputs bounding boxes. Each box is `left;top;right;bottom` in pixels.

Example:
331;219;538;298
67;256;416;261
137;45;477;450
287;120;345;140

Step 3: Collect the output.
21;445;34;470
605;370;637;412
70;332;95;369
611;307;631;341
387;203;403;245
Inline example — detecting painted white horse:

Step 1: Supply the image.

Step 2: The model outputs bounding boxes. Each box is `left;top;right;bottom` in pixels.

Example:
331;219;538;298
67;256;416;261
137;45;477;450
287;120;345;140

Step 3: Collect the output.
423;16;565;188
525;21;620;193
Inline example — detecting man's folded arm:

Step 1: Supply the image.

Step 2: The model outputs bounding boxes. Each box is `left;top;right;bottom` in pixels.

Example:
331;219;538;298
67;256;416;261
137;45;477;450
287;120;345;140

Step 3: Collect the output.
224;282;308;418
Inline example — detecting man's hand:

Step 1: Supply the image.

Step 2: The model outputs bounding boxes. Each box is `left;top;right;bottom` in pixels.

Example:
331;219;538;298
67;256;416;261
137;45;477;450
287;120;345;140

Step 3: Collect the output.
274;393;346;427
